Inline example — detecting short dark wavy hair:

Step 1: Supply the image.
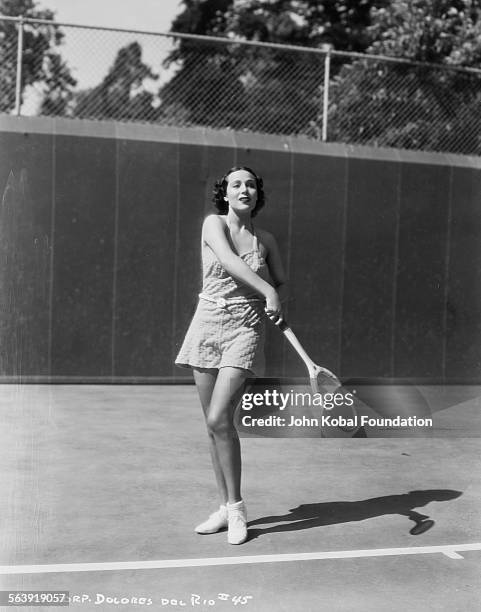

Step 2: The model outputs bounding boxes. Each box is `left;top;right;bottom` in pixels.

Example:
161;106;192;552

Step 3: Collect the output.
212;166;266;217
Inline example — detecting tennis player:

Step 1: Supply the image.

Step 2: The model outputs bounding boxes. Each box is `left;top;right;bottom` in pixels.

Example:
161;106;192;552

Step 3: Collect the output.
175;166;287;544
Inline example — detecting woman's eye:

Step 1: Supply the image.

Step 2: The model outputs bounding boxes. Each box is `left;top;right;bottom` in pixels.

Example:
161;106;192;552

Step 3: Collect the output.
229;181;255;189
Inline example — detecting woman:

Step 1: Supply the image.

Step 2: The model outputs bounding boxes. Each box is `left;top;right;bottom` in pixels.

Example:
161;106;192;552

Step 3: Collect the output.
175;166;287;544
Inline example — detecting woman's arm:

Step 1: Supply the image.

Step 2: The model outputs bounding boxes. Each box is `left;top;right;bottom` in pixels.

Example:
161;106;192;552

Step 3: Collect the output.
263;231;288;304
202;215;281;312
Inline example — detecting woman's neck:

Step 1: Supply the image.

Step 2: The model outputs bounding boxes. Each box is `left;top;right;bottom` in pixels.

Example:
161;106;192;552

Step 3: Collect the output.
226;211;253;232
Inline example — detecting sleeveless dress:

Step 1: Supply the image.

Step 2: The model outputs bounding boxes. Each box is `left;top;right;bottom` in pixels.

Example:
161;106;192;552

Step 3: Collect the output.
175;225;270;376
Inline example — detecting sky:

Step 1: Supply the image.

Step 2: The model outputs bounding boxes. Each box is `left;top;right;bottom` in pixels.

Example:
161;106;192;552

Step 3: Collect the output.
27;0;185;104
38;0;182;33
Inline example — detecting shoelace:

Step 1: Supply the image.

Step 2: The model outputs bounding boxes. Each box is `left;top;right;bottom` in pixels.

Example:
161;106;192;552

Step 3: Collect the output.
228;509;246;524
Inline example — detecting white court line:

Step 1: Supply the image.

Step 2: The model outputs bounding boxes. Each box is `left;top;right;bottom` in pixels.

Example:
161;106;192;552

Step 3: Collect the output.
0;543;480;575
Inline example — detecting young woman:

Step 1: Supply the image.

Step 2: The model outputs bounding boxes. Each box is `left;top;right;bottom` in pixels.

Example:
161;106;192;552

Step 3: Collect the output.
175;166;287;545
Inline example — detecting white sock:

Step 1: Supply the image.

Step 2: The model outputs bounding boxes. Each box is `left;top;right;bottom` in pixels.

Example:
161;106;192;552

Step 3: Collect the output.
227;500;244;509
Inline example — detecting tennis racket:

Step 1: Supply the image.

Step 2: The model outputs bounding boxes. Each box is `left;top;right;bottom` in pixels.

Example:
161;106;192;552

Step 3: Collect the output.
273;317;340;393
266;313;360;436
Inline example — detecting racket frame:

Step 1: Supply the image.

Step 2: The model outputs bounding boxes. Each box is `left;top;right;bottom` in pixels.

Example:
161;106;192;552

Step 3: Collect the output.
275;318;341;391
272;316;359;435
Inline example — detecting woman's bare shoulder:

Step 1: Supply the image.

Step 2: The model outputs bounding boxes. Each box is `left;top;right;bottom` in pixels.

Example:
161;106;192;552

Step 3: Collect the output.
255;226;277;249
203;214;227;230
202;213;226;231
202;214;227;244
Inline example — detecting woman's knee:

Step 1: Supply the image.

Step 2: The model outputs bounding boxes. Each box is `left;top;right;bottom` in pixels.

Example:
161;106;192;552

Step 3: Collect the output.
206;410;235;437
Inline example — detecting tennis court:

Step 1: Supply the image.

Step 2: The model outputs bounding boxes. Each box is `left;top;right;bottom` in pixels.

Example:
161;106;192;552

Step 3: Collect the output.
2;7;481;610
0;383;479;611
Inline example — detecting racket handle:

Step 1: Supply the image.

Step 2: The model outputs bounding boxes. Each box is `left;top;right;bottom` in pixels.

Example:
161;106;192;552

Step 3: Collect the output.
272;316;320;377
282;326;316;373
269;315;341;387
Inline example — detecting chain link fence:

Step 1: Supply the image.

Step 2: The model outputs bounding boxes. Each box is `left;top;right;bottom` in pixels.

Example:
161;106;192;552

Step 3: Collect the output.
327;54;481;155
2;15;481;155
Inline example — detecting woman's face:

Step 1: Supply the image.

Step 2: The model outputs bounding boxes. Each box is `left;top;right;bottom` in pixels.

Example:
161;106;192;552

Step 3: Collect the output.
224;169;258;215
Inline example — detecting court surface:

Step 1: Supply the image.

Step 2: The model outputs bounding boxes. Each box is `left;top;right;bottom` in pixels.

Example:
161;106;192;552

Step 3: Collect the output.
0;384;480;611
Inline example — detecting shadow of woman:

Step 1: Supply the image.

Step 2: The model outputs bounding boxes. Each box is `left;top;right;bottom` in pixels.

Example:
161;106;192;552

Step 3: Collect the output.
247;489;462;540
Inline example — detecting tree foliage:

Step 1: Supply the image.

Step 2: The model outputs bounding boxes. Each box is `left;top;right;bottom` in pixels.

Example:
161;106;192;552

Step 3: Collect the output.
162;0;389;133
72;42;158;121
169;0;388;51
162;0;481;152
0;0;76;114
327;1;481;153
368;0;481;65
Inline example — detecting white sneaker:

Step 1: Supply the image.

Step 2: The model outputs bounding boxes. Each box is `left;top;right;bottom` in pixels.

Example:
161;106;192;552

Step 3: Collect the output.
227;501;248;545
195;505;228;534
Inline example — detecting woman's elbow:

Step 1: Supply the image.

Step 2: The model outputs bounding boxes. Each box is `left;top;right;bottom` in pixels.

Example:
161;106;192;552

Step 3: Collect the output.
277;282;289;301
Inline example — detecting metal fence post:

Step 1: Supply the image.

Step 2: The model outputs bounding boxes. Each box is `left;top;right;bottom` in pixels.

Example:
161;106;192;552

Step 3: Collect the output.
14;16;24;116
322;46;331;142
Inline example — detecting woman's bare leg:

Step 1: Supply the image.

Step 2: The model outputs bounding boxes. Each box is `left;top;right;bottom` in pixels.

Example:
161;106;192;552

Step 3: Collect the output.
193;368;228;503
205;367;249;503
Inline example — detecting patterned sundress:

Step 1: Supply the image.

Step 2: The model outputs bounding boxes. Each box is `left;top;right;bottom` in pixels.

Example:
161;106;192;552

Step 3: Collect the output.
175;223;270;376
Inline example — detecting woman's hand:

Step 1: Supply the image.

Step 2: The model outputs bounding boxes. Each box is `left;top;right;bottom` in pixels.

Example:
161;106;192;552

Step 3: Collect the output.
264;288;283;324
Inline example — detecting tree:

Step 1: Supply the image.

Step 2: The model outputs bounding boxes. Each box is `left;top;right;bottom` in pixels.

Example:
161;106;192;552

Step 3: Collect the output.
162;0;481;153
368;0;481;65
0;0;76;114
161;1;388;133
326;1;481;153
72;42;158;121
168;0;389;51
